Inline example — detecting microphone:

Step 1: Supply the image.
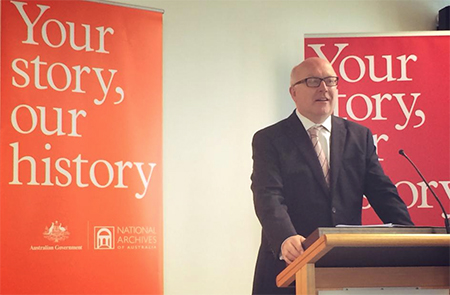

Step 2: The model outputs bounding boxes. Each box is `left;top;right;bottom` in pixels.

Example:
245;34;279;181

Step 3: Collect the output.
399;149;450;234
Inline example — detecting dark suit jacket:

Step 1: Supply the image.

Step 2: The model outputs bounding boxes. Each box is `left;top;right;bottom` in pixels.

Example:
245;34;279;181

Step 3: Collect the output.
251;111;413;295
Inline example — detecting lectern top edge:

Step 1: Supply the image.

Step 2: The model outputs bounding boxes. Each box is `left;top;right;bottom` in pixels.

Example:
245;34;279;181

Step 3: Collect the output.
324;233;450;247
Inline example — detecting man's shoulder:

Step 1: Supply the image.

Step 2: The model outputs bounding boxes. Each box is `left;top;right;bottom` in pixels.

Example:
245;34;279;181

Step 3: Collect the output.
253;114;295;141
333;116;371;133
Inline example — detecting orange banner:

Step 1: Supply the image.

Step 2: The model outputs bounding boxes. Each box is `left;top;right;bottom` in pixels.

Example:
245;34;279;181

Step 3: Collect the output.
1;1;163;294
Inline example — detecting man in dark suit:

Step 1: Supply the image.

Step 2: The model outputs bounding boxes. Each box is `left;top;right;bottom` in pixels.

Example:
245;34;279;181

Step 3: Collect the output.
250;57;413;295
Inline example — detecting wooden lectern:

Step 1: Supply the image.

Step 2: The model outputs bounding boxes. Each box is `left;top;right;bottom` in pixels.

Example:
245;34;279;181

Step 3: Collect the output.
276;228;450;295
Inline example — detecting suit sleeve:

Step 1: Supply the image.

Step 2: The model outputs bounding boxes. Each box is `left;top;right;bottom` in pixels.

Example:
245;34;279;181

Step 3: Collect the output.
251;130;298;257
363;129;414;225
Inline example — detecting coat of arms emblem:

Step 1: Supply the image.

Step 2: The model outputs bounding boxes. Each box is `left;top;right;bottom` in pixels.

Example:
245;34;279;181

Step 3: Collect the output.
43;221;70;242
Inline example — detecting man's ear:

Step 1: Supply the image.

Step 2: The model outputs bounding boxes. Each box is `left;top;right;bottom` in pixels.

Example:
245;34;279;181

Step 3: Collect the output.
289;86;295;98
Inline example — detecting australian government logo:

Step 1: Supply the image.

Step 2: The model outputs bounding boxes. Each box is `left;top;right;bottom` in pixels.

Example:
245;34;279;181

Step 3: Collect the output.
30;221;83;251
43;220;70;242
94;225;157;250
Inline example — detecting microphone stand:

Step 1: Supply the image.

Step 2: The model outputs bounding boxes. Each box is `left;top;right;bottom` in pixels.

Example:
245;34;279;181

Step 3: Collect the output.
399;149;450;234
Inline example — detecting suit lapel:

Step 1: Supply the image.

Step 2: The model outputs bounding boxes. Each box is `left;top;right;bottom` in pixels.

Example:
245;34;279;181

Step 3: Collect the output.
284;112;330;196
330;116;347;190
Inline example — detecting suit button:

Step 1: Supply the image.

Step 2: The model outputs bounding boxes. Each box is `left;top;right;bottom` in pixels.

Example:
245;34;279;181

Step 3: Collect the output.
332;207;337;214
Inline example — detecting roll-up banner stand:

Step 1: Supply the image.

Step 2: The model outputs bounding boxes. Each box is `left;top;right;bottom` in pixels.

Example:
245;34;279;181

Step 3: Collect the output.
0;0;163;294
305;32;450;226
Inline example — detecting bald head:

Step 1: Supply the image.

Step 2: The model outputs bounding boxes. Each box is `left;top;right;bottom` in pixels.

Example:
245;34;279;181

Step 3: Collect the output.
290;57;336;86
289;57;338;123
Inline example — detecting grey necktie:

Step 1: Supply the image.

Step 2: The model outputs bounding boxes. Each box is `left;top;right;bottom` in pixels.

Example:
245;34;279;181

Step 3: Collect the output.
308;126;330;186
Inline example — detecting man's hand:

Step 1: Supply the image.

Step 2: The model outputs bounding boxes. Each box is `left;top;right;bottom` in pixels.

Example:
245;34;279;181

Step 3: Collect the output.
281;235;306;265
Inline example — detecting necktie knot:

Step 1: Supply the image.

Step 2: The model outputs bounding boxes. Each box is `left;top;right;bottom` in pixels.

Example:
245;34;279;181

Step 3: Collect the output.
308;126;322;138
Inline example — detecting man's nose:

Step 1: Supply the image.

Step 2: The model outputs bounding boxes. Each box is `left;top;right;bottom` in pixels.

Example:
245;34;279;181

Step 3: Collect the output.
318;80;328;91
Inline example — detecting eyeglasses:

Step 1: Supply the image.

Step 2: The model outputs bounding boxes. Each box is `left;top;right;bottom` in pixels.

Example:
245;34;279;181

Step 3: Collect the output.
292;76;339;88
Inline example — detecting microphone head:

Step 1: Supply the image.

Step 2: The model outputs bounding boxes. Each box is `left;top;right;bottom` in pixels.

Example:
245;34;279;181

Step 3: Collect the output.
399;149;405;156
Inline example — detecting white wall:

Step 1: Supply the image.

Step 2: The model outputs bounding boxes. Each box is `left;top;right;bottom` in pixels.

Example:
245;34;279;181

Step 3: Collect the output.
111;1;449;294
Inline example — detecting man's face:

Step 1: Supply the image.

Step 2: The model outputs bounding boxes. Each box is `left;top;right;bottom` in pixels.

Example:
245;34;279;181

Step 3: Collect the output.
289;59;338;124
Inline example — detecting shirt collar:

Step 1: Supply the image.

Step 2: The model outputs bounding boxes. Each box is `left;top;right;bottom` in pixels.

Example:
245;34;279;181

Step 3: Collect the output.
295;109;332;133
